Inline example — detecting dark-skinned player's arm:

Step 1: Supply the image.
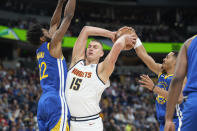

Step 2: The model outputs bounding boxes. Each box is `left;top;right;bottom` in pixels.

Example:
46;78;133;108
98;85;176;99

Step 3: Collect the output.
49;0;66;36
98;34;137;84
50;0;76;58
135;42;162;75
139;74;186;104
164;38;192;131
69;26;115;68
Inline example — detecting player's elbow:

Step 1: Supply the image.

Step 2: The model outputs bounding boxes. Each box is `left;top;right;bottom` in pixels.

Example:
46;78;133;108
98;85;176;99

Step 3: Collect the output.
82;26;92;32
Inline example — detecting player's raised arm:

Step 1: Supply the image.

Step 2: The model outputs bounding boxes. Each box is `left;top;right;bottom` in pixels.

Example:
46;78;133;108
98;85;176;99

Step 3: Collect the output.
70;26;115;68
50;0;76;58
49;0;66;36
165;38;192;131
98;34;137;83
135;41;162;75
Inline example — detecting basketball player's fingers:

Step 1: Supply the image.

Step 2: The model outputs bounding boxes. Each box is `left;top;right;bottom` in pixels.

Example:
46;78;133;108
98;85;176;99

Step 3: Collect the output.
140;84;152;90
140;75;149;81
144;75;152;81
142;75;152;83
138;80;149;85
119;26;130;31
140;78;153;88
140;84;146;88
140;77;148;83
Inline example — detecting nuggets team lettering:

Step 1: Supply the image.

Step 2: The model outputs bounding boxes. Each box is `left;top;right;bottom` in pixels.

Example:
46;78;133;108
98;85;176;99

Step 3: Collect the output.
72;68;92;78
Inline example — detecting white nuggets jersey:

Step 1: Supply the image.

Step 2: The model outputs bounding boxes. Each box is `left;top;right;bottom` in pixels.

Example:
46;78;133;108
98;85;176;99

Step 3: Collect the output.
66;60;110;117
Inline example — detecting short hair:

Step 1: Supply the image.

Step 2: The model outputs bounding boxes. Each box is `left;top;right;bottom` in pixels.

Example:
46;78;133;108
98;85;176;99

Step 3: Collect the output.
27;24;44;46
172;51;179;58
90;40;103;48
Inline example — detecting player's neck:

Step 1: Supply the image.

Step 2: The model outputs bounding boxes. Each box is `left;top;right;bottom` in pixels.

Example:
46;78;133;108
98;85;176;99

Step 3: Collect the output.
166;67;175;75
85;59;99;66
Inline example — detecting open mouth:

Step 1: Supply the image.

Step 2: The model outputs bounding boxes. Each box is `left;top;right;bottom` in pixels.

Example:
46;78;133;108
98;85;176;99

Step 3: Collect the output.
88;52;93;55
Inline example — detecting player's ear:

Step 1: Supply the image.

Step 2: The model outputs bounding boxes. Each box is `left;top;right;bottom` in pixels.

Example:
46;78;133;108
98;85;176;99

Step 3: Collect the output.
40;36;45;42
100;50;104;57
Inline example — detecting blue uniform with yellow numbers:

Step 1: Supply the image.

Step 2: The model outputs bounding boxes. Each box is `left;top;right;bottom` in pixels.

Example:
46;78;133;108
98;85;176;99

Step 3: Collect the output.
181;35;197;131
156;73;183;131
36;42;70;131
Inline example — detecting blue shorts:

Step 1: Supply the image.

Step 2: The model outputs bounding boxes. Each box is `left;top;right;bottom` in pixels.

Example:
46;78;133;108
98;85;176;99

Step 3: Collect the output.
180;93;197;131
159;118;180;131
37;92;70;131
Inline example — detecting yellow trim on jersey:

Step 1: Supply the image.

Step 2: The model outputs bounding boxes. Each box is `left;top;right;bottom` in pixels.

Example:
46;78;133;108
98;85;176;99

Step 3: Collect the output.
192;35;197;39
47;43;50;50
158;73;162;78
50;118;70;131
164;74;174;79
66;121;69;131
51;118;61;131
61;56;64;60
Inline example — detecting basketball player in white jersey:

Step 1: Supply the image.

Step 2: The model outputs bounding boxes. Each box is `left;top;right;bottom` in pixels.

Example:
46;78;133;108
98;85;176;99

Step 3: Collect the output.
65;26;137;131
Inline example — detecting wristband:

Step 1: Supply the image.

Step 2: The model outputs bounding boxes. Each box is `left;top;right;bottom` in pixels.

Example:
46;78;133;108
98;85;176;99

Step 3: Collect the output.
152;85;156;92
134;38;143;49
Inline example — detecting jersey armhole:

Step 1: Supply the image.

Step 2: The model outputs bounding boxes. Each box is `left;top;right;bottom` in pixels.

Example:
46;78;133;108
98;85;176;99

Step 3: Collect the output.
96;64;110;87
68;59;85;72
45;42;62;61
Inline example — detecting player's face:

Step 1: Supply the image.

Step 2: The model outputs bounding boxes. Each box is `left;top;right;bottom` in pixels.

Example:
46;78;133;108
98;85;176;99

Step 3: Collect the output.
162;52;176;71
41;28;51;42
86;41;104;62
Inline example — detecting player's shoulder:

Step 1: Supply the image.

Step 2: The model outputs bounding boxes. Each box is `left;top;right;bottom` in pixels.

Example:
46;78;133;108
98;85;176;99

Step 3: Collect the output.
68;59;85;72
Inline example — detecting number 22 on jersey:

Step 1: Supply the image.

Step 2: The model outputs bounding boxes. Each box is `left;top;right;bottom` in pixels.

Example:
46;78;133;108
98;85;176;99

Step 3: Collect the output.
39;62;48;80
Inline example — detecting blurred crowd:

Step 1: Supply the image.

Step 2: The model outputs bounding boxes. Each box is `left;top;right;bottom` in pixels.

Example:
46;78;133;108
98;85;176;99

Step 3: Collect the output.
102;74;158;131
1;0;197;42
0;61;41;131
0;59;159;131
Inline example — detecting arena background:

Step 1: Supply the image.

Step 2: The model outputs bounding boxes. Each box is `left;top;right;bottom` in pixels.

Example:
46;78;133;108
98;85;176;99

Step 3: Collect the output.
0;0;197;130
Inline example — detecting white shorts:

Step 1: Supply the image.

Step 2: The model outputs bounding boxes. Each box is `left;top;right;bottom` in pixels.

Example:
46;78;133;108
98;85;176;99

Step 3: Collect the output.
70;117;103;131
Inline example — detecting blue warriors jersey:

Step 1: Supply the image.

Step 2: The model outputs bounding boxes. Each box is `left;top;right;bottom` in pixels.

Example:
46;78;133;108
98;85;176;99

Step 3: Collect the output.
36;42;70;130
156;73;183;125
156;73;174;122
183;35;197;96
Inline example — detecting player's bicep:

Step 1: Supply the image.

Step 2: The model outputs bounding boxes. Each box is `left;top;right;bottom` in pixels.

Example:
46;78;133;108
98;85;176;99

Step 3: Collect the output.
174;44;187;80
71;28;89;66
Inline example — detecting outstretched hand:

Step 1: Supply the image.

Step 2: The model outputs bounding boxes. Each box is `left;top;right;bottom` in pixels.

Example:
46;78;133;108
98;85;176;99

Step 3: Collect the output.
138;74;155;91
116;26;136;39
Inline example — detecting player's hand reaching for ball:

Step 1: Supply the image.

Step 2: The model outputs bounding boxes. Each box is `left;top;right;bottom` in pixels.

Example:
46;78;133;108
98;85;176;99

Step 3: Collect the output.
123;34;137;50
115;34;137;50
115;26;138;50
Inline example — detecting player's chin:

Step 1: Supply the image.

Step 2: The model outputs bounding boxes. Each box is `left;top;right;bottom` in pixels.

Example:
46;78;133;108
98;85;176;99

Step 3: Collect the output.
87;55;95;61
